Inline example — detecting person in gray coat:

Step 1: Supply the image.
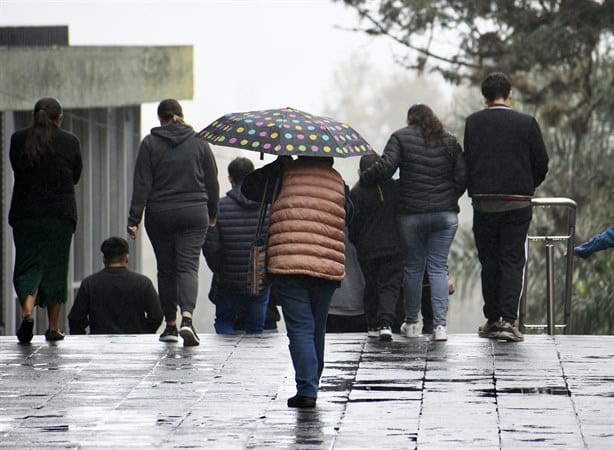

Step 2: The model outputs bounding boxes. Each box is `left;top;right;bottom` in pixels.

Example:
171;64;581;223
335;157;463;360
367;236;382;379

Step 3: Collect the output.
127;99;219;346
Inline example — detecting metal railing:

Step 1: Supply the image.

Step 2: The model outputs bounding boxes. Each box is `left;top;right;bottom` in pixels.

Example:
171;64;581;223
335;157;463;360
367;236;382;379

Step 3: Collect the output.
519;197;576;335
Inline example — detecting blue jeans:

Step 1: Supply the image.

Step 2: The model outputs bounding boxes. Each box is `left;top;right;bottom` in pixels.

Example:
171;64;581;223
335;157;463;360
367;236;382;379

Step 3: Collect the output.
397;212;458;327
275;275;338;398
214;287;270;334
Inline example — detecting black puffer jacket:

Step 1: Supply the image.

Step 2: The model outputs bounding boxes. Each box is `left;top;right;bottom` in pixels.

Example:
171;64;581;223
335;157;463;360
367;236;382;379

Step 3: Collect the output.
360;126;466;214
203;184;268;295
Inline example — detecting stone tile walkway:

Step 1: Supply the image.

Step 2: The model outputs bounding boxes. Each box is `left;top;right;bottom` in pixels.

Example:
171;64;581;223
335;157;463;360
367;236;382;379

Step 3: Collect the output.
0;333;612;449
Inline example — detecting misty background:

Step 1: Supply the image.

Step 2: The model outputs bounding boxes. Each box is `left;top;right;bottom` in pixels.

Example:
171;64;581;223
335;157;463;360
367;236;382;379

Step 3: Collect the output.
1;0;482;333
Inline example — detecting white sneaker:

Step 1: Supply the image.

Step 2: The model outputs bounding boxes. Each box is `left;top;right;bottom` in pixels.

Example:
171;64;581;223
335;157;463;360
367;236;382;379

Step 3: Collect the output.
432;325;448;341
400;322;420;338
367;328;379;338
378;326;393;342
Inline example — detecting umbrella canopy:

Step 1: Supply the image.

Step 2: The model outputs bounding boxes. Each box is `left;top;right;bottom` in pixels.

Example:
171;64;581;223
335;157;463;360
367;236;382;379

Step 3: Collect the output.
200;107;375;158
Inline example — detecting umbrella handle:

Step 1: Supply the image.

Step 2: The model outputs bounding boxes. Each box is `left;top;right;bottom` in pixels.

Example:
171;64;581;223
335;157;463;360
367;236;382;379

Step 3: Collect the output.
260;151;264;160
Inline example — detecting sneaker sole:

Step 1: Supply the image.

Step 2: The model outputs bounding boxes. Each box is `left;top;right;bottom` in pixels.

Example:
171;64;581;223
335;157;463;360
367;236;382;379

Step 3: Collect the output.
478;331;499;339
495;331;524;342
159;335;179;343
180;327;200;346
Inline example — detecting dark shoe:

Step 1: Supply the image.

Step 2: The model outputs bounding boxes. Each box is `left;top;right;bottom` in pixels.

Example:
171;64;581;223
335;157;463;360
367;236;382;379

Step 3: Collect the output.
378;326;393;342
179;317;200;347
496;321;524;342
159;325;179;343
287;394;316;408
45;329;65;342
478;319;502;338
16;315;34;344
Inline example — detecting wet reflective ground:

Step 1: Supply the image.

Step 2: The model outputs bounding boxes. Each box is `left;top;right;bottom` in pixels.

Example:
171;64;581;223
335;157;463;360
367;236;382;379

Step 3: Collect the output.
0;333;612;449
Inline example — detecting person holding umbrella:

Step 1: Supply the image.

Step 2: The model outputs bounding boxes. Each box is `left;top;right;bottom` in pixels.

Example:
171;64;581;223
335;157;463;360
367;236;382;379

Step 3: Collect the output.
127;99;219;347
201;107;371;408
242;155;350;408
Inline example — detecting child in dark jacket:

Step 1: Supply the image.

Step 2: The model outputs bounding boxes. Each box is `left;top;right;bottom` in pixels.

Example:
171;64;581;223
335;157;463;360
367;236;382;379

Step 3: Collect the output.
203;157;270;334
350;154;403;341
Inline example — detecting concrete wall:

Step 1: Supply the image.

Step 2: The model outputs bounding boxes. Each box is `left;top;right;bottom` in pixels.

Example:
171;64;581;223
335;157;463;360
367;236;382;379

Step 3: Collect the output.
0;46;193;111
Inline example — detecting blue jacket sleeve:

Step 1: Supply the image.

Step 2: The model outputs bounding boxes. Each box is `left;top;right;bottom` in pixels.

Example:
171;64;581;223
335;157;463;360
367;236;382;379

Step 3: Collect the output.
574;226;614;258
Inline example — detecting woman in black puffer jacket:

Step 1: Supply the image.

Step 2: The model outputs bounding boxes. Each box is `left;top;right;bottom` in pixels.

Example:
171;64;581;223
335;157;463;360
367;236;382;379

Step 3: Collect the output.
360;104;466;341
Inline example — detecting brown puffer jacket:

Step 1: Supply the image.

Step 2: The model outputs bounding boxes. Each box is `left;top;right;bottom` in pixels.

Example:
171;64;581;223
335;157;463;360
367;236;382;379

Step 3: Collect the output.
267;158;346;281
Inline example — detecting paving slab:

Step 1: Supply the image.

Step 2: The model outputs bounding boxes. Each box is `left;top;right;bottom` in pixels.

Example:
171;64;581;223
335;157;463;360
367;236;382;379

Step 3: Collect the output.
0;333;612;449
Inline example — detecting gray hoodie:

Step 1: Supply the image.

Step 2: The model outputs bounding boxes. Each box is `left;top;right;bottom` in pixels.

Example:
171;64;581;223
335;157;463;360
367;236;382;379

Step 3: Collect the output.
128;123;219;226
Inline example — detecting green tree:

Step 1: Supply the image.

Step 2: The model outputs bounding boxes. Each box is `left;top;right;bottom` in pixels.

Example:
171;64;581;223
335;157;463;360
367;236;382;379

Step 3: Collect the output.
338;0;614;333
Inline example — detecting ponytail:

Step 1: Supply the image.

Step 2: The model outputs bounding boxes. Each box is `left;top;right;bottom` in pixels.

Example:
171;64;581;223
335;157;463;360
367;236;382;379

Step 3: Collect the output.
157;98;192;129
22;97;63;165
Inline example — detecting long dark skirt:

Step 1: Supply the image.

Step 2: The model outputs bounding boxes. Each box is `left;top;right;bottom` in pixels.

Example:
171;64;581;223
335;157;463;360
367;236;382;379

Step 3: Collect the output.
12;218;73;307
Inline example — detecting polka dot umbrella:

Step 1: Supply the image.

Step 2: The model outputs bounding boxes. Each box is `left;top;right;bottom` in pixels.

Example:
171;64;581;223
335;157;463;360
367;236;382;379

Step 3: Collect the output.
199;107;375;158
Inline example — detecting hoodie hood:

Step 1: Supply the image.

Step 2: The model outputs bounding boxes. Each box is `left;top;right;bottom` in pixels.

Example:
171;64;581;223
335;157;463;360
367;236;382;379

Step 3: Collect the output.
228;184;260;209
151;123;196;147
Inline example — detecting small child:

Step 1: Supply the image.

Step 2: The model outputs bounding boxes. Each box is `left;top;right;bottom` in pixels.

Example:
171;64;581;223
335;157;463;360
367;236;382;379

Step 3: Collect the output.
349;154;403;341
203;157;270;334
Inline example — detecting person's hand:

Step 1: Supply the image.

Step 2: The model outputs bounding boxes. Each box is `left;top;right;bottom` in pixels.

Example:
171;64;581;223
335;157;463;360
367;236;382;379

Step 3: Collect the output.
208;218;217;228
127;225;138;240
448;280;456;295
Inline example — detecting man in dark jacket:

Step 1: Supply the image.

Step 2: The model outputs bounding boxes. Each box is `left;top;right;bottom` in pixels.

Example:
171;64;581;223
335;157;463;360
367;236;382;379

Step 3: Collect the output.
350;154;402;341
203;157;270;334
464;72;549;342
68;237;162;334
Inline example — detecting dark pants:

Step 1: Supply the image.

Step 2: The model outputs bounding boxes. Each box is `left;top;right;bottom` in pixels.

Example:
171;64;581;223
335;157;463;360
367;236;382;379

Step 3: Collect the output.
214;287;270;334
360;255;402;328
275;275;338;398
473;207;532;323
145;206;209;323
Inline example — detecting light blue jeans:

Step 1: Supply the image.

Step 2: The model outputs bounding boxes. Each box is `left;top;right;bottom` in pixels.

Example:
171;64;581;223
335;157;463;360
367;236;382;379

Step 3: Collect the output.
397;211;458;327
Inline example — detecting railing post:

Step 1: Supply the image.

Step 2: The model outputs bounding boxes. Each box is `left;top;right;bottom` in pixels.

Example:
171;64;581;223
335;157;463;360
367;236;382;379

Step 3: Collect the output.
519;197;576;334
545;240;555;335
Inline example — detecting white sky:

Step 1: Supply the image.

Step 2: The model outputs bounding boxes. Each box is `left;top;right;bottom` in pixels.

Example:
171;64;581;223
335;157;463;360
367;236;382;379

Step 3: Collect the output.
0;0;412;134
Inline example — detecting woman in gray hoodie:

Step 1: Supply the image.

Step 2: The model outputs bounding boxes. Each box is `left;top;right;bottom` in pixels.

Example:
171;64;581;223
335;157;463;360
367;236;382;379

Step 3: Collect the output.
127;99;219;346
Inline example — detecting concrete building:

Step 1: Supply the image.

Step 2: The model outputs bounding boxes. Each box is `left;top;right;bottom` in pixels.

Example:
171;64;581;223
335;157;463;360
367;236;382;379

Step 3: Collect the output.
0;26;193;336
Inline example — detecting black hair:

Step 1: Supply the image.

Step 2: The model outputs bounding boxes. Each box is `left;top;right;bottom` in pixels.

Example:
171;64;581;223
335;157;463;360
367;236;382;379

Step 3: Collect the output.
406;104;447;145
101;236;129;263
157;98;189;126
359;154;380;172
21;97;63;166
227;157;254;184
481;72;512;103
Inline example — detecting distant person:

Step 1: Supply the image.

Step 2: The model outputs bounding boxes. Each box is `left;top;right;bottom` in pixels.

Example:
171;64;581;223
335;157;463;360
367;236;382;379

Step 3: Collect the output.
242;155;350;409
9;97;82;344
127;99;219;346
349;154;402;341
360;104;466;342
464;72;549;342
68;237;162;334
203;157;270;334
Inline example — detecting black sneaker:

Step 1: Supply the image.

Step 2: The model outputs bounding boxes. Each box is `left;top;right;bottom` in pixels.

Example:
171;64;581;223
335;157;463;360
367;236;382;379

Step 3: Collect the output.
287;394;316;408
159;325;179;343
179;317;200;347
478;319;502;338
16;315;34;344
45;329;65;342
495;321;524;342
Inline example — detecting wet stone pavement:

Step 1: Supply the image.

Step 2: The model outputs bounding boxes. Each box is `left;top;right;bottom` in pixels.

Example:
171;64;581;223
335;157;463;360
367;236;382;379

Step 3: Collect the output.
0;333;612;449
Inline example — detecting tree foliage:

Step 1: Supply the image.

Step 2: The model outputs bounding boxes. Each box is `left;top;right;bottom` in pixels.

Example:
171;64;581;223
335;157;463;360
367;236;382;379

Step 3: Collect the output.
338;0;614;333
